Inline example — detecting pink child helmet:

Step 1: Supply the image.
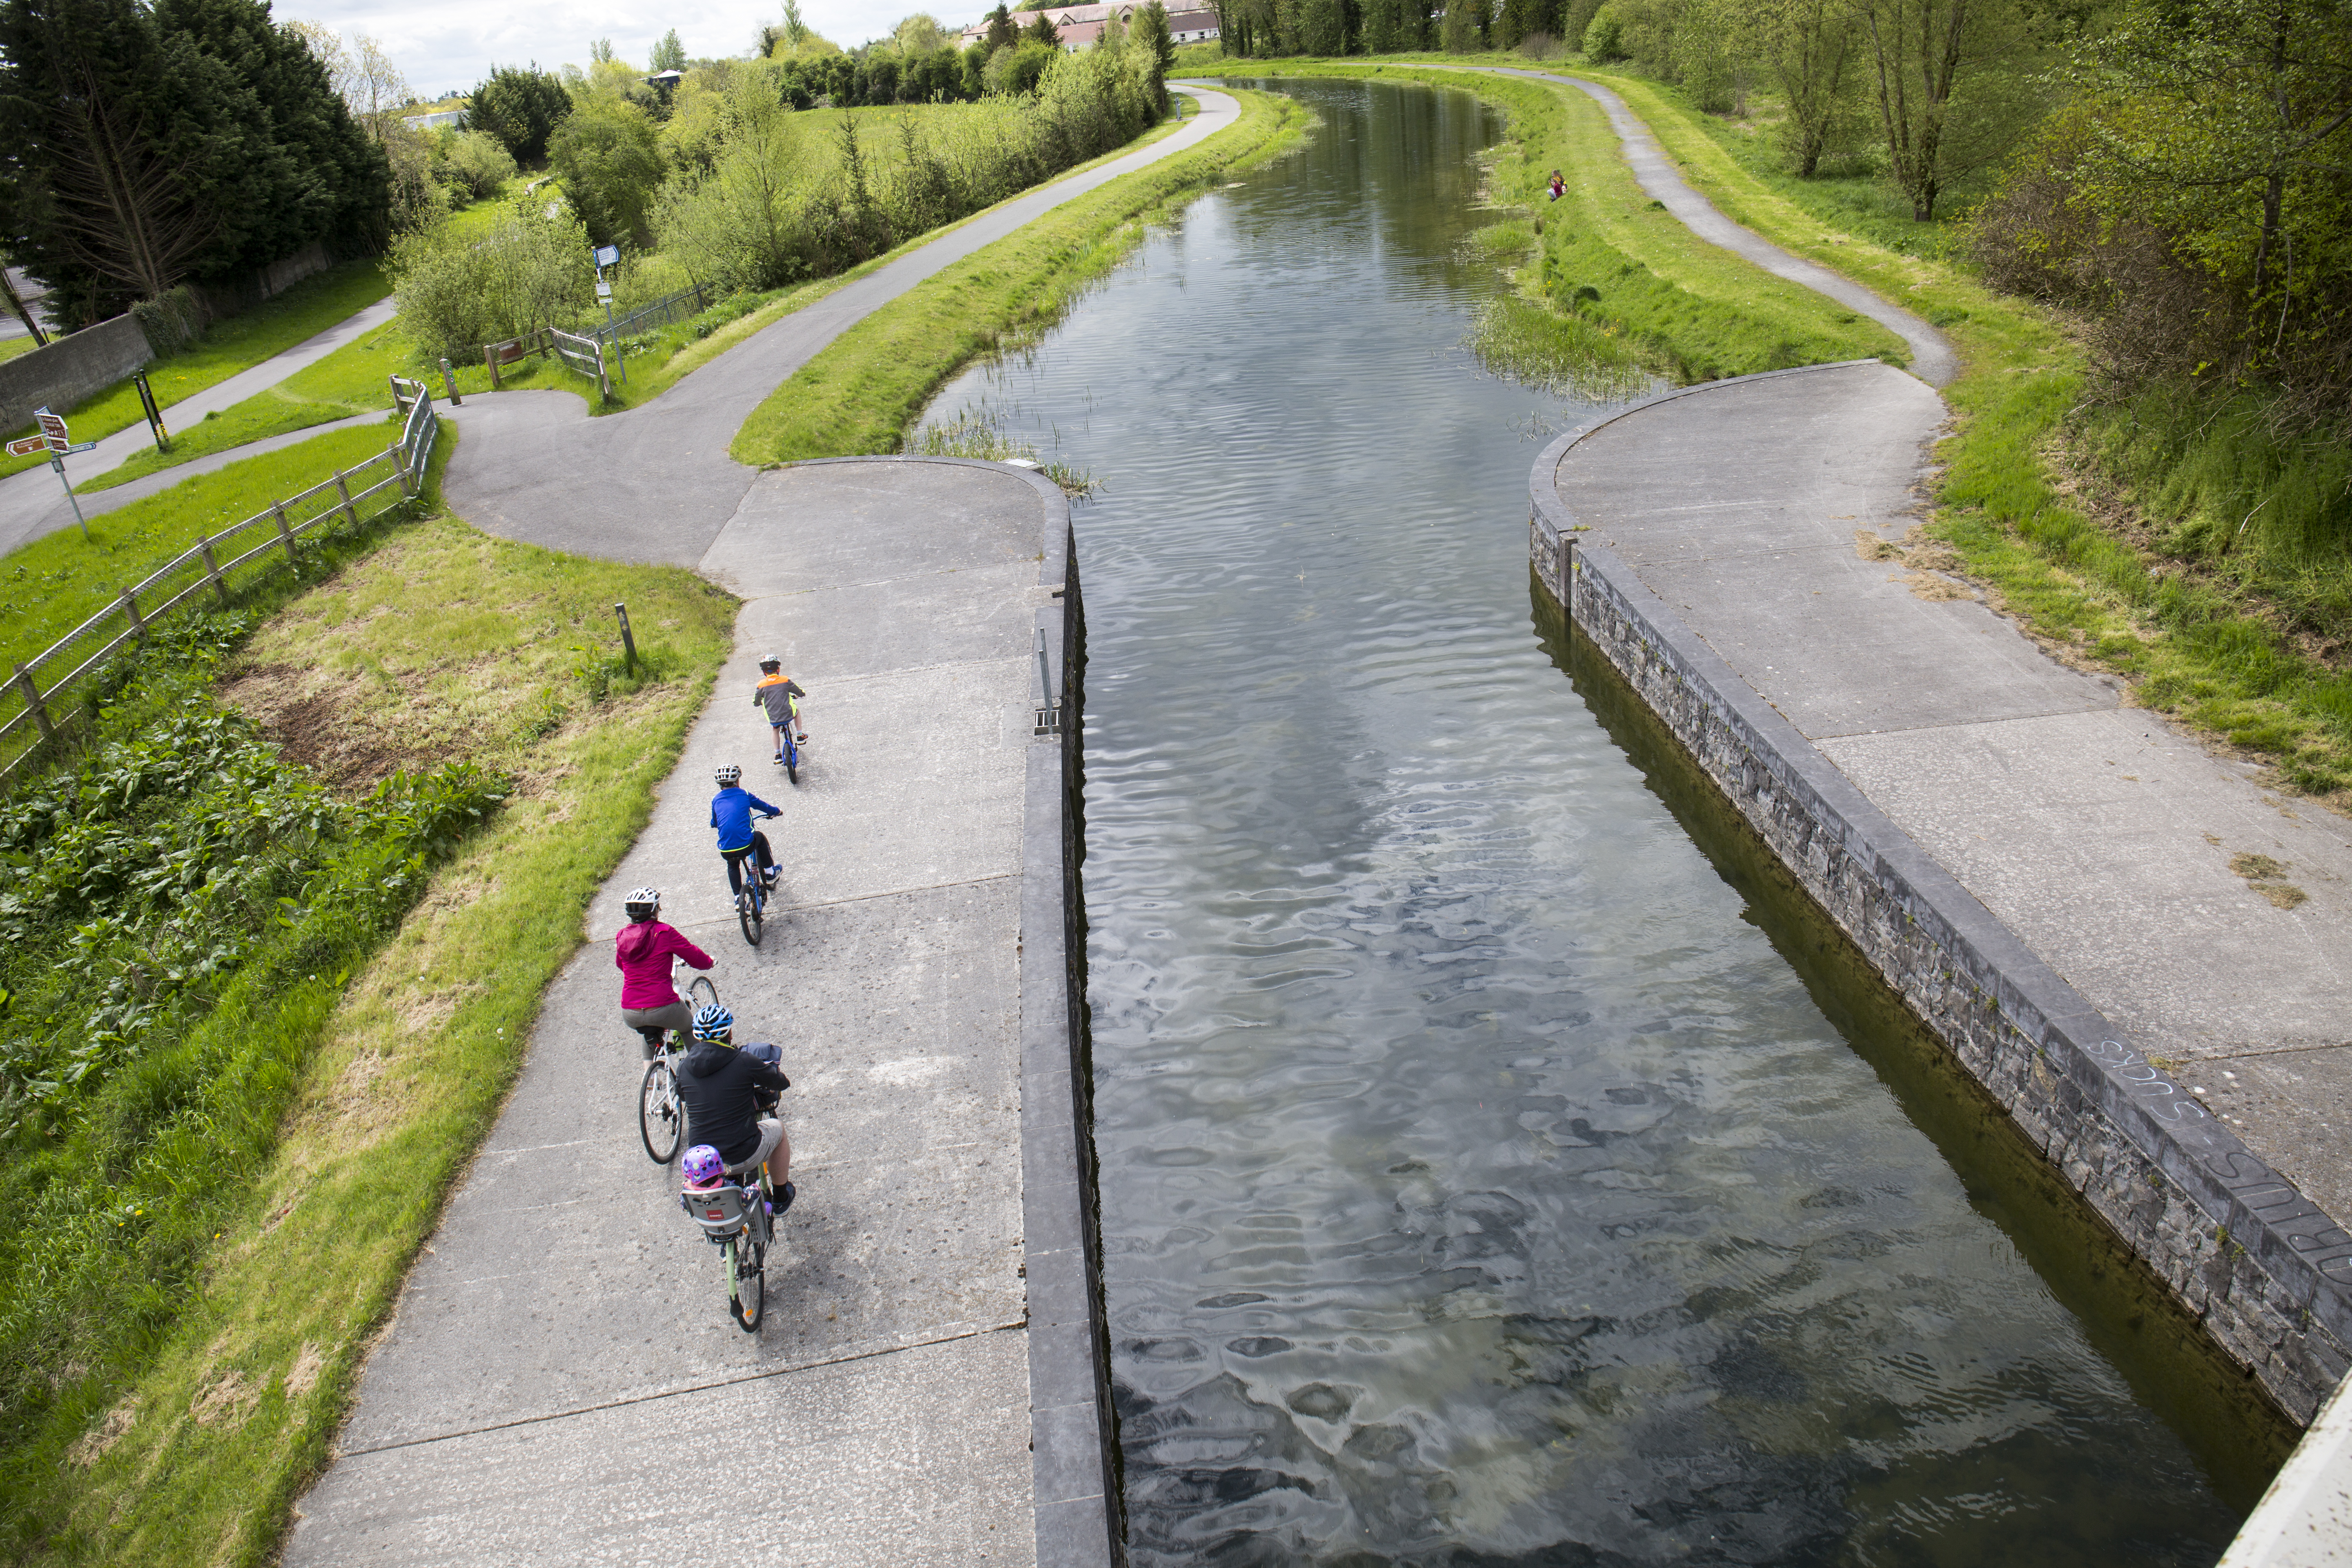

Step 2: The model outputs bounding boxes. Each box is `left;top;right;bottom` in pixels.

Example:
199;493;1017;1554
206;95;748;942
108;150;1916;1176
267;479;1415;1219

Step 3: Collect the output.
681;1145;726;1188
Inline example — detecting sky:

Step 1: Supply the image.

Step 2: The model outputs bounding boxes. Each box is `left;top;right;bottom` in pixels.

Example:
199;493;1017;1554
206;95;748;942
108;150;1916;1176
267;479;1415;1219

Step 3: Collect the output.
281;0;968;100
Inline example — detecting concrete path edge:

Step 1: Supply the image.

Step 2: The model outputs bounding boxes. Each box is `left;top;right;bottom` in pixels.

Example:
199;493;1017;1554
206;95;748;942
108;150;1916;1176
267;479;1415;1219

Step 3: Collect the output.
1529;365;2352;1421
792;455;1119;1561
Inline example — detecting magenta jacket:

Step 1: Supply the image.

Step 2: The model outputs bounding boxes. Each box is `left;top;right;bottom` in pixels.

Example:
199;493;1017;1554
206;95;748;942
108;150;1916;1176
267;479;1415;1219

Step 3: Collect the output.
615;920;714;1010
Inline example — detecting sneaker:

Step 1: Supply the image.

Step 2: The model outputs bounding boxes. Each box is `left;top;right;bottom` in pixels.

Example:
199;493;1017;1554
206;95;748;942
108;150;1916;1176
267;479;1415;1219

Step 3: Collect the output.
771;1182;796;1217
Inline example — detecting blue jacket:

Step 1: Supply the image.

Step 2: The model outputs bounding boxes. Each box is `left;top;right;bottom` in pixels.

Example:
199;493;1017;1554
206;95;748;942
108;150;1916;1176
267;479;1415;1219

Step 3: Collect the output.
710;787;781;852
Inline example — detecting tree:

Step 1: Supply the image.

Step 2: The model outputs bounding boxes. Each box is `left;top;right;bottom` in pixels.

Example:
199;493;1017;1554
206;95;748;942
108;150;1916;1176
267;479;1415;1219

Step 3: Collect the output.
985;2;1019;50
1136;0;1177;72
470;63;572;163
895;12;946;53
1026;10;1062;46
1847;0;2035;219
1298;0;1347;52
650;29;686;71
548;96;665;246
1442;0;1488;51
1754;0;1862;174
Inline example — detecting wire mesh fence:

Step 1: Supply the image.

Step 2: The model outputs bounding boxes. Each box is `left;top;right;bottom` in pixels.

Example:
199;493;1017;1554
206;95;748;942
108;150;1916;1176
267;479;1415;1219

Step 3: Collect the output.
583;283;715;349
0;384;443;790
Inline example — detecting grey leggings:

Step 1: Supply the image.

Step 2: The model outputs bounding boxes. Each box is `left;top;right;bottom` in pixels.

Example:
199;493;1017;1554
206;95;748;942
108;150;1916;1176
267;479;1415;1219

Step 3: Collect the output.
622;1001;693;1056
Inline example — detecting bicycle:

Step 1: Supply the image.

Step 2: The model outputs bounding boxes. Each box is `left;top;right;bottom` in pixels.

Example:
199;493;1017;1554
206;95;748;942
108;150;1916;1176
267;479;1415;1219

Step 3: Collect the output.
728;813;781;949
777;723;800;786
679;1159;777;1332
636;970;719;1165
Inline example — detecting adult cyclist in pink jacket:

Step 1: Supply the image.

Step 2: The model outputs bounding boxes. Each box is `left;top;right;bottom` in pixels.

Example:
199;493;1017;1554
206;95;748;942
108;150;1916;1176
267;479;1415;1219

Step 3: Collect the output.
616;886;715;1057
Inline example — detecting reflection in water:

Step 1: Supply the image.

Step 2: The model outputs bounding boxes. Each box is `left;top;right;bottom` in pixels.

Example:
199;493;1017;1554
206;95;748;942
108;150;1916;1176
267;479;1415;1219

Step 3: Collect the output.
920;78;2258;1568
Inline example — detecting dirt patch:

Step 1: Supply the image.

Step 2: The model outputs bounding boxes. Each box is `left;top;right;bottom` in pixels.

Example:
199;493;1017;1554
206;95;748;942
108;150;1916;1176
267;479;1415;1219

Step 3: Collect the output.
1853;529;1904;561
222;664;457;793
190;1369;258;1428
1891;569;1971;602
283;1342;326;1402
67;1396;138;1467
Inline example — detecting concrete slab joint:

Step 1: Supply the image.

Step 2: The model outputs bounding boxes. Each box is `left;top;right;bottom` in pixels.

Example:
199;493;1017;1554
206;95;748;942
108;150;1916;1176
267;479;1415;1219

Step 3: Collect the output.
1529;363;2352;1426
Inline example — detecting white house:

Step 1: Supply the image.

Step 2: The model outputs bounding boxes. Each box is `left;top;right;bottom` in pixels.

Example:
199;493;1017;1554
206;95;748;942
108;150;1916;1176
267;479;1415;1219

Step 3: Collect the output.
958;4;1222;53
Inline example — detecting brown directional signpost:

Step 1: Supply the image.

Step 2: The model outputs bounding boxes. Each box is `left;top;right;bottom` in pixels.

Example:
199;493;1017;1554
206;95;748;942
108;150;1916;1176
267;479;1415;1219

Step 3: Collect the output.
13;406;96;540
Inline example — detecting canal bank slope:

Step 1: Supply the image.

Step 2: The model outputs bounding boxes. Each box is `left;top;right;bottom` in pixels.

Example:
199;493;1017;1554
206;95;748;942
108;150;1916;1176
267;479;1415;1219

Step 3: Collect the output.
283;458;1102;1565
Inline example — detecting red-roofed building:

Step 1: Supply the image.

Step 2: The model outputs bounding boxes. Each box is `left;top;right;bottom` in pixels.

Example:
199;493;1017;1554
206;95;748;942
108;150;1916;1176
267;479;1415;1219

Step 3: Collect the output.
958;4;1222;52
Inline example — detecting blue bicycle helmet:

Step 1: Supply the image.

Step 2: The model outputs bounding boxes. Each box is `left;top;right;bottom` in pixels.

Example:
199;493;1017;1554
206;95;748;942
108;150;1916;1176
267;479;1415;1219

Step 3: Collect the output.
682;1145;726;1187
692;1002;734;1040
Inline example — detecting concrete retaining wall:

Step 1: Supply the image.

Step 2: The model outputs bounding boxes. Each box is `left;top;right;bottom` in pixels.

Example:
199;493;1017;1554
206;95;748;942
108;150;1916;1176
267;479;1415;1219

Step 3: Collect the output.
1016;466;1124;1563
1530;380;2352;1425
0;314;151;434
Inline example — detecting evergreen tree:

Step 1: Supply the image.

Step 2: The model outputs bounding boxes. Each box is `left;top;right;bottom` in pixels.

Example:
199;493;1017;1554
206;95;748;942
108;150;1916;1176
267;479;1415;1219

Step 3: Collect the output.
469;63;572;163
1136;0;1177;72
1025;10;1061;46
650;29;686;70
984;2;1019;50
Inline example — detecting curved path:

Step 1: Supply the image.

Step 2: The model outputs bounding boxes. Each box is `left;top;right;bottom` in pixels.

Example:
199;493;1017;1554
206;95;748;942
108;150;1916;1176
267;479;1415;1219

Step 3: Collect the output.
1504;64;2352;1431
0;298;399;555
441;89;1240;567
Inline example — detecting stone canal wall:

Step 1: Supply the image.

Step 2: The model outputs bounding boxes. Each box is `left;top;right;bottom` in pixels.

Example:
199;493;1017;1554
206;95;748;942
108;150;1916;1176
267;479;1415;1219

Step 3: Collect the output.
1530;378;2352;1424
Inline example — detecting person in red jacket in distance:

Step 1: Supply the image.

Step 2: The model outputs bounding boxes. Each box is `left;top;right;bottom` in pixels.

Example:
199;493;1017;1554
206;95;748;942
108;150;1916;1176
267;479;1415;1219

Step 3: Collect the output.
615;886;714;1056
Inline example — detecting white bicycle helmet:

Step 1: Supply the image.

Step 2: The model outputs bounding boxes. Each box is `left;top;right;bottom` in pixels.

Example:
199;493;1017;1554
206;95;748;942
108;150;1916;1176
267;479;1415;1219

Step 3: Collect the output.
623;886;660;920
714;763;742;787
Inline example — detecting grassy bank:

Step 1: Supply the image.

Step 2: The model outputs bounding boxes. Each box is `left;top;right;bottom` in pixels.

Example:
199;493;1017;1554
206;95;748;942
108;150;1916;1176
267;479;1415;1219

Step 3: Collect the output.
1544;62;2352;800
0;261;392;483
1;438;737;1563
1215;62;1905;383
0;422;399;675
733;86;1313;463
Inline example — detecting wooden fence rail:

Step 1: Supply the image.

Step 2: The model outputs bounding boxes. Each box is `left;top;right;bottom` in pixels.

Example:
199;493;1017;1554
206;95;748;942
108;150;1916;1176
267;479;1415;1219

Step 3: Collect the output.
0;386;442;790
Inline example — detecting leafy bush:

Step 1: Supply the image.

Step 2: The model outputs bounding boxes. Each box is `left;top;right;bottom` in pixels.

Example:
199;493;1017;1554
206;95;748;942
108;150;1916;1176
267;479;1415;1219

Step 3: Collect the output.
1583;6;1627;60
548;98;667;248
441;130;519;201
389;202;593;360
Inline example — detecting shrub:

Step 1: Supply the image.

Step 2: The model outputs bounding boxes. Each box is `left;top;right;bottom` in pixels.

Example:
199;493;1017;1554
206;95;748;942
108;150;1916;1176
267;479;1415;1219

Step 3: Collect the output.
389;203;592;360
441;130;519;201
1582;6;1626;60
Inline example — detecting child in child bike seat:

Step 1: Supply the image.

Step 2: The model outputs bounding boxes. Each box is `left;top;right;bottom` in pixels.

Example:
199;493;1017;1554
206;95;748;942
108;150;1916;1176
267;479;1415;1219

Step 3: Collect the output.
615;887;713;1058
753;657;807;765
710;764;782;897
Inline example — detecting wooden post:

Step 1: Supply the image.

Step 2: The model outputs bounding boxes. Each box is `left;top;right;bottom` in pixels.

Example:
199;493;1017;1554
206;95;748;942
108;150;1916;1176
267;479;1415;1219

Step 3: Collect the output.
333;469;358;528
614;602;637;673
388;374;409;414
273;501;299;559
199;534;229;605
119;588;145;640
486;344;503;392
13;664;51;740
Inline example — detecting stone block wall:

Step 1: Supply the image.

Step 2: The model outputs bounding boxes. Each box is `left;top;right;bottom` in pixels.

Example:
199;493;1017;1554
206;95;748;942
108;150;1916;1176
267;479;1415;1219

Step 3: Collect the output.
0;314;151;435
1530;503;2352;1425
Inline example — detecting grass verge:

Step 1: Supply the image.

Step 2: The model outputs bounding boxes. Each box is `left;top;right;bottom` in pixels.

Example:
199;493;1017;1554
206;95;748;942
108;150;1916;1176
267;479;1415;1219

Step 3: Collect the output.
0;422;401;676
1213;62;1907;382
2;427;739;1564
733;87;1313;463
0;261;392;483
1540;62;2352;799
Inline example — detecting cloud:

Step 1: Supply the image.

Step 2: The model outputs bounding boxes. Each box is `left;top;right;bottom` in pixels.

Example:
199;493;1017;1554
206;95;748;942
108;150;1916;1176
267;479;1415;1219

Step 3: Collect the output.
282;0;949;98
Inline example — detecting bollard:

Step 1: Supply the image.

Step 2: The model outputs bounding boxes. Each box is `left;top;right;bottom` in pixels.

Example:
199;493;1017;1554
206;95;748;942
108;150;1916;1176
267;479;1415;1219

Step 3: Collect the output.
615;602;638;674
440;356;462;406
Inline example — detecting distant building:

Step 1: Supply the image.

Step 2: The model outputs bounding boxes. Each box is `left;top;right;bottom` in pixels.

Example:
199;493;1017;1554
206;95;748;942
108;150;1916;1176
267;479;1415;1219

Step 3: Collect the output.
958;4;1221;53
403;108;467;130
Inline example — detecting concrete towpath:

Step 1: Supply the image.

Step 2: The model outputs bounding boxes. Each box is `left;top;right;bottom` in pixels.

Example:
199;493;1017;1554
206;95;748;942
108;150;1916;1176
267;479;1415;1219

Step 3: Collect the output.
284;459;1088;1565
439;89;1239;568
0;296;398;555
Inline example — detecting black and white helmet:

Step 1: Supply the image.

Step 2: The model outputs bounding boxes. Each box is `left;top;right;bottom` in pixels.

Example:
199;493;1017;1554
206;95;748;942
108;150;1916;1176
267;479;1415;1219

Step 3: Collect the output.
623;886;660;920
758;654;781;673
714;763;742;787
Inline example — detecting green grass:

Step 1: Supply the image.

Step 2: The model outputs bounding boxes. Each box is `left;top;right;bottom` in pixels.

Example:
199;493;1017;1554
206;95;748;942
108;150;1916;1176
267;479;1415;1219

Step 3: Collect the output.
733;87;1313;463
0;423;400;675
0;336;37;366
1512;65;2352;798
1222;61;1907;382
2;436;738;1564
0;261;393;483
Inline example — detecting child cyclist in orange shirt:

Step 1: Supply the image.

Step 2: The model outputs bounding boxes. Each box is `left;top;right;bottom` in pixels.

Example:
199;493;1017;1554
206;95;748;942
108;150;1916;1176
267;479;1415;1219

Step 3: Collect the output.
752;656;806;767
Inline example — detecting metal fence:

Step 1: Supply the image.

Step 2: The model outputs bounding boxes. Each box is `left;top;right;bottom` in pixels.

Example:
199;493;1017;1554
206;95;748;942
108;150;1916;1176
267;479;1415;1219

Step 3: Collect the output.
546;325;611;401
0;384;442;789
583;283;715;348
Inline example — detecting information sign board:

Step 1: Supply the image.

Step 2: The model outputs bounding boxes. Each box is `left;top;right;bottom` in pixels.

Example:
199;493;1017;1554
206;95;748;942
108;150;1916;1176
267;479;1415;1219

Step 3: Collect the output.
594;245;620;268
7;435;46;457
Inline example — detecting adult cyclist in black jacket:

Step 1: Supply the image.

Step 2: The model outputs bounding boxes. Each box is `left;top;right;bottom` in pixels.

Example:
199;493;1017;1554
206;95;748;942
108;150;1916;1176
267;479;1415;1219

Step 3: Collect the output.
676;1003;795;1213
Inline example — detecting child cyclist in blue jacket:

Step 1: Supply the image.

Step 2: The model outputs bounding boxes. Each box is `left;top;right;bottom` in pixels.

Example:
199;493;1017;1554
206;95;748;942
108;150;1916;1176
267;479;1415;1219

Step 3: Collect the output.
710;764;783;898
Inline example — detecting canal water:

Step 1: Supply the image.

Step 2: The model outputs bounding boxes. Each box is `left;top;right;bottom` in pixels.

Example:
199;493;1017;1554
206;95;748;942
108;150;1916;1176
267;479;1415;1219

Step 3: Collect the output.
918;77;2273;1567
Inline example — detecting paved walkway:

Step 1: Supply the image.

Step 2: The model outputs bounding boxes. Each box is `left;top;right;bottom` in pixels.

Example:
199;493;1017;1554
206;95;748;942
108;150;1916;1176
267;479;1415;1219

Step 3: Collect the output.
283;91;1244;1565
285;460;1076;1566
441;91;1238;566
0;297;398;555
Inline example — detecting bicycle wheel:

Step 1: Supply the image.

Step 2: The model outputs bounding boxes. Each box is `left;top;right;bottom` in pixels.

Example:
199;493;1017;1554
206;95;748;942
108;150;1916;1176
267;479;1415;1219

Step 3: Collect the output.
638;1058;684;1165
782;731;799;786
686;975;719;1014
729;1232;766;1332
736;883;762;948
